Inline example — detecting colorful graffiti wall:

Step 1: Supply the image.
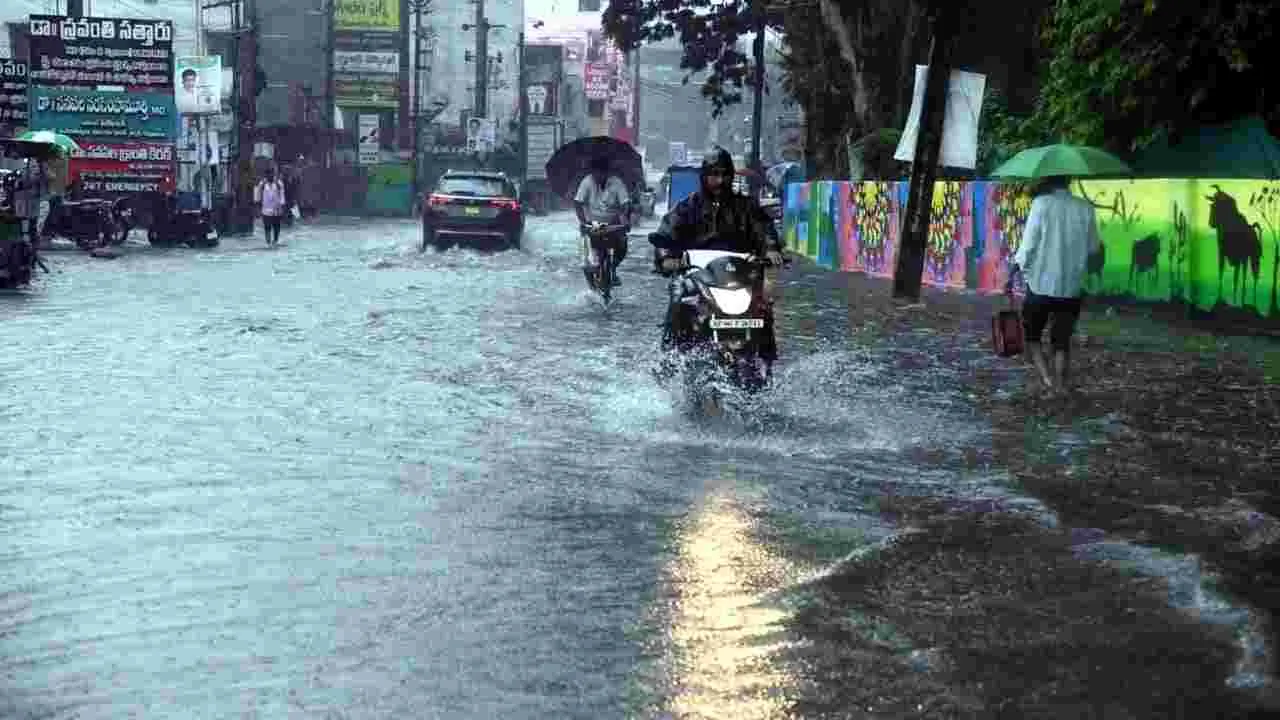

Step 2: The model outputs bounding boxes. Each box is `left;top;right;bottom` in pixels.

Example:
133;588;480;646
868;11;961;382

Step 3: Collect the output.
784;179;1280;321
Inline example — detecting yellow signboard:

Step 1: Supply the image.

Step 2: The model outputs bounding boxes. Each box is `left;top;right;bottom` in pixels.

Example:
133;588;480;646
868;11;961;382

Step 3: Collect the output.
334;0;400;31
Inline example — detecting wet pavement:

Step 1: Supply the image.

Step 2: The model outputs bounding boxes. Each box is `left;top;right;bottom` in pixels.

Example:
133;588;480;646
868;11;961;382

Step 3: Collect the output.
1;214;1275;718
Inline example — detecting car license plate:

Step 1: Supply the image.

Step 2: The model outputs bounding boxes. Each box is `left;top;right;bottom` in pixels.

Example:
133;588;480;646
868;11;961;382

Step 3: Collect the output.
464;207;481;216
205;230;218;239
710;317;764;329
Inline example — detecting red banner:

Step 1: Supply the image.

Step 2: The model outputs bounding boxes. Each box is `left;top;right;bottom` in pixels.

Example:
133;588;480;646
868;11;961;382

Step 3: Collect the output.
584;63;611;101
68;141;176;196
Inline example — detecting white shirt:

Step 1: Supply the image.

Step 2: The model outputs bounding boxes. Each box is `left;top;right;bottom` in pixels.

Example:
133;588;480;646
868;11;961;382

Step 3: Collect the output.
1013;188;1101;298
574;174;630;224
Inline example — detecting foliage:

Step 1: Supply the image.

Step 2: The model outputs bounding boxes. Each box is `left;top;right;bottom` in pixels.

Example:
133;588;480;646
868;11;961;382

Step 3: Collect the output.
1005;0;1280;154
602;0;779;117
853;128;905;181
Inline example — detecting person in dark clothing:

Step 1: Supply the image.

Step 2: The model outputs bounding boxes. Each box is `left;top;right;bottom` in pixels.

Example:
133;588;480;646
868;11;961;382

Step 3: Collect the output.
649;146;786;363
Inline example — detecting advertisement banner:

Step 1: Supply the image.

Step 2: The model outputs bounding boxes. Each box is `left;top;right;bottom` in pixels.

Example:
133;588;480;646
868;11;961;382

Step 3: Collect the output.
68;140;176;197
27;15;174;91
334;0;400;31
584;63;610;100
31;86;176;140
358;114;379;164
0;57;28;133
333;50;398;75
175;56;221;115
525;120;558;180
523;44;562;117
334;76;398;108
332;27;400;109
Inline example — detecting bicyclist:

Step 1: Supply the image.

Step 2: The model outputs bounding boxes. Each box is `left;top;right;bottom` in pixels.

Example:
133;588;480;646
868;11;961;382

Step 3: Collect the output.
574;155;632;286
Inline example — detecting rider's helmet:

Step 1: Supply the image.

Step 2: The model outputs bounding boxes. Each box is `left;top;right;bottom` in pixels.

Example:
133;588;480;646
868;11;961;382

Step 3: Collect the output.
700;146;735;179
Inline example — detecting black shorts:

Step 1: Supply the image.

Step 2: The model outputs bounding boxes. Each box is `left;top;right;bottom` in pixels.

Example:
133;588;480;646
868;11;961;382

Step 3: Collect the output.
1022;290;1082;351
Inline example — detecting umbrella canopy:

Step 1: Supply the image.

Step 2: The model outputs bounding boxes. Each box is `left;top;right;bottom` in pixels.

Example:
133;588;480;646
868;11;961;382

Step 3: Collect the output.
544;136;644;199
16;130;81;155
766;161;802;190
1;138;65;161
991;144;1132;179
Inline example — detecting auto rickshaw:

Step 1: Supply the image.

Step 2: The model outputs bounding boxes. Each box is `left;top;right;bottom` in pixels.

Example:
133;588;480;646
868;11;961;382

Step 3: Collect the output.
0;139;57;289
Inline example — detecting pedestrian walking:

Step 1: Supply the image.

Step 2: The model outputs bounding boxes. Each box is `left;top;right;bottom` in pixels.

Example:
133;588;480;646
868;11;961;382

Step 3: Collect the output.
12;159;45;245
254;167;286;247
1007;176;1102;395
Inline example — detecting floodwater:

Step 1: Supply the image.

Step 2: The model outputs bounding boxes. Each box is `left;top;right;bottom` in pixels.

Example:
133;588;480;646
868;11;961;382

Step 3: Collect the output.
0;214;1271;718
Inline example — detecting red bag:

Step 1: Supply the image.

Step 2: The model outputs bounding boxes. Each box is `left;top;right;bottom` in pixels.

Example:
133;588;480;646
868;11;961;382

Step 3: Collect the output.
991;300;1024;357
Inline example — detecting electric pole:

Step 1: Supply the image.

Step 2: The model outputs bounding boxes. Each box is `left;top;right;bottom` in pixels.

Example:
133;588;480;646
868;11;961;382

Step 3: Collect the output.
517;30;527;188
472;0;489;118
67;1;84;17
892;2;955;301
748;6;765;200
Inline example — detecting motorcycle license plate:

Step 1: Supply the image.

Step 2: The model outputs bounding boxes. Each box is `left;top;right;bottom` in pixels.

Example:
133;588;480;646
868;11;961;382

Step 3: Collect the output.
464;207;481;216
710;317;764;329
205;230;218;239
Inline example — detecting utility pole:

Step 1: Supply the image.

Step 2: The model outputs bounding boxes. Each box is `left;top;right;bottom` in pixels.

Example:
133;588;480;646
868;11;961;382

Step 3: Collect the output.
472;0;489;118
517;30;527;188
747;4;765;200
893;3;955;301
67;1;84;17
234;0;258;233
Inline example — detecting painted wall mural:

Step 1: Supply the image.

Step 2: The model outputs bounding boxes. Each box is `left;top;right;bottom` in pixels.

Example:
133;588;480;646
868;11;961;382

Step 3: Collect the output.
783;179;1280;322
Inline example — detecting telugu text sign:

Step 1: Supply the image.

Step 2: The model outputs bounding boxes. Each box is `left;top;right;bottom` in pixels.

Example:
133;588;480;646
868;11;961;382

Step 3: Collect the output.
526;122;558;180
68;140;176;197
0;58;29;131
334;75;399;108
334;0;400;32
27;15;174;91
333;51;398;75
30;87;177;140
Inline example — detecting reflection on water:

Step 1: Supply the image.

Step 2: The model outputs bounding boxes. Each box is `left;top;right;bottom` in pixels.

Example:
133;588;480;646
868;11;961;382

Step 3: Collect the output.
659;480;803;719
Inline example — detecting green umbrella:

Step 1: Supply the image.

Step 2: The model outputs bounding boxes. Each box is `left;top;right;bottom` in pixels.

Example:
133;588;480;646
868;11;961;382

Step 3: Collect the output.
16;130;82;155
990;143;1132;179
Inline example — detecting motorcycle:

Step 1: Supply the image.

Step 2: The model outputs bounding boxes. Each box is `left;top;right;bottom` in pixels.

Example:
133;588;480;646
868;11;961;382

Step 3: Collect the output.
580;221;629;306
654;245;788;402
41;196;130;250
135;192;219;248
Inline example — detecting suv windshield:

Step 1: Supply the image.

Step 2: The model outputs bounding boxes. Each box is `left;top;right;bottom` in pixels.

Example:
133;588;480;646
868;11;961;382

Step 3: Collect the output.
437;176;511;197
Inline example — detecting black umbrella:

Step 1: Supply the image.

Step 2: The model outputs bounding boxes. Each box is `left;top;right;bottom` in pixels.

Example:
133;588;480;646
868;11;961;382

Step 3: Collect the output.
544;136;644;200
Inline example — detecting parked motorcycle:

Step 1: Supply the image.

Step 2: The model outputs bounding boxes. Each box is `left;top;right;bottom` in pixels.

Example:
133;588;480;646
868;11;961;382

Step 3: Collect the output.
136;192;218;248
654;246;788;404
41;196;129;250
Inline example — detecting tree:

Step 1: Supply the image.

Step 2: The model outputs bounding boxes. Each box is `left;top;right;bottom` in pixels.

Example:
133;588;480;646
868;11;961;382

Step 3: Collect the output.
602;0;780;117
1006;0;1280;154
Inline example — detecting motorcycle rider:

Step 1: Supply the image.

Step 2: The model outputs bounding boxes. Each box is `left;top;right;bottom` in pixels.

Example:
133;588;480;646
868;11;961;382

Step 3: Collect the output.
574;155;631;286
649;146;786;365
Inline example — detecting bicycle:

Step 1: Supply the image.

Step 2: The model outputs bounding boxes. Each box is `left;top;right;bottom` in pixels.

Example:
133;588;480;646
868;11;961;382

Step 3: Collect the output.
580;222;628;306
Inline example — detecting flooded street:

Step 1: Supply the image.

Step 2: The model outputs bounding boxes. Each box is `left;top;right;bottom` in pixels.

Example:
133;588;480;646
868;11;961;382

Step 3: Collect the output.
1;215;1273;718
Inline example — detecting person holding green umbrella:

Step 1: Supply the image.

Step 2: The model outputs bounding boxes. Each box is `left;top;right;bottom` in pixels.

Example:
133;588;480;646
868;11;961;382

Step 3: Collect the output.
994;144;1129;395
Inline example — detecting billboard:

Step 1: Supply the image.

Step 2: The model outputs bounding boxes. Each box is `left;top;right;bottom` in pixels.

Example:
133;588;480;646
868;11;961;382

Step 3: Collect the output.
334;0;400;32
523;44;562;117
67;141;176;196
27;15;173;91
332;4;400;108
0;57;28;134
175;56;221;115
584;63;610;100
30;87;175;140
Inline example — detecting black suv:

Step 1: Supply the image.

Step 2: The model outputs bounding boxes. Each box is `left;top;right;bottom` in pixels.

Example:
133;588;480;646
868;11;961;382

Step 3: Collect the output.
421;170;524;251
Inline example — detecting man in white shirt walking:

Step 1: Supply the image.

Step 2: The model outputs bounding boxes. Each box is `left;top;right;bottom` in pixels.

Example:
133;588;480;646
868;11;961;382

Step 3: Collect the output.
1009;175;1102;393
